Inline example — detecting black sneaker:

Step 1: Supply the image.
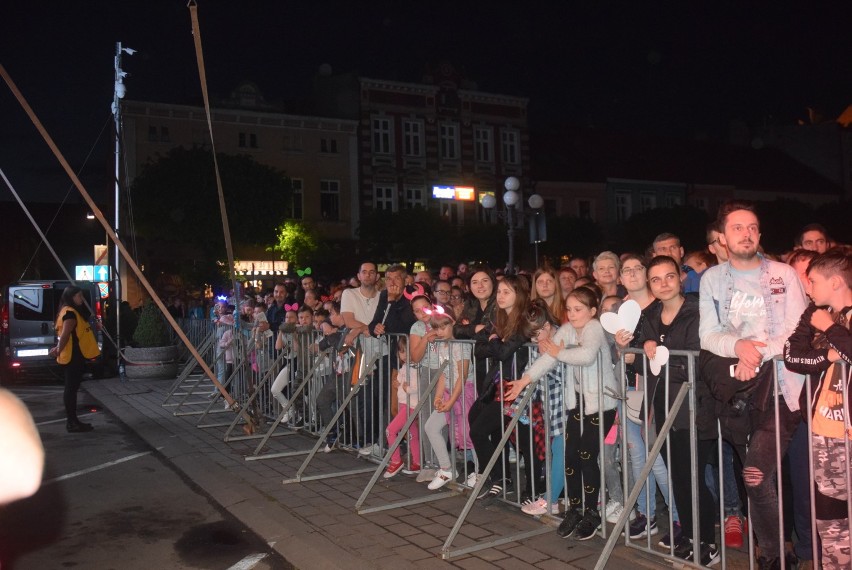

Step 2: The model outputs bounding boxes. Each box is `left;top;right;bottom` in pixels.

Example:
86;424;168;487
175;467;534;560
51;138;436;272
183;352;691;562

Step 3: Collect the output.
478;483;502;502
674;538;693;561
556;508;584;538
573;508;602;541
700;542;720;567
658;521;682;548
626;513;658;539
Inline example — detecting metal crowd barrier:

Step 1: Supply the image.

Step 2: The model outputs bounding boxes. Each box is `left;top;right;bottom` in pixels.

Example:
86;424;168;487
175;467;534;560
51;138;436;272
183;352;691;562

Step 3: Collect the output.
355;338;475;513
279;332;401;484
440;346;612;559
160;313;851;567
596;351;848;569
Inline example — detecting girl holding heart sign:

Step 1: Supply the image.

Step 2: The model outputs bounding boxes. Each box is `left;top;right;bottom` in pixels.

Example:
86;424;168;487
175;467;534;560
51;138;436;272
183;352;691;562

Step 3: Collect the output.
608;254;680;543
639;255;718;564
506;286;619;541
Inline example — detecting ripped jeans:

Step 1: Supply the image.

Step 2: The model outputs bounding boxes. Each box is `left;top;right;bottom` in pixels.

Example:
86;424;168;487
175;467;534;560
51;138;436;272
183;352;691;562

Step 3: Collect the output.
741;398;801;561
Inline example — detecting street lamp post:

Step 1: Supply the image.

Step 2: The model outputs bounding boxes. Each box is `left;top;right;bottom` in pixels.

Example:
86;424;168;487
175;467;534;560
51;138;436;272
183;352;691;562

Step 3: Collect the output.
112;42;135;364
482;176;543;274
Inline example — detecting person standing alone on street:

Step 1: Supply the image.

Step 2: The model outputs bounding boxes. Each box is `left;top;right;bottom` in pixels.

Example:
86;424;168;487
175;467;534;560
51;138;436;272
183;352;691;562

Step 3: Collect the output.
49;286;101;433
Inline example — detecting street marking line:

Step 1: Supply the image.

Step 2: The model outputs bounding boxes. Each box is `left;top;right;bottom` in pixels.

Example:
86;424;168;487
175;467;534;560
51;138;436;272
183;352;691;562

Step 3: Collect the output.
36;412;95;426
44;451;152;485
227;553;268;570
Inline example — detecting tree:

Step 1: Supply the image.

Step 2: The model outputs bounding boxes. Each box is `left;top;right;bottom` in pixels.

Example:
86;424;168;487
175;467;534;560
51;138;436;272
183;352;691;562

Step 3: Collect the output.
615;205;709;254
358;207;453;267
130;147;291;251
129;147;291;287
267;221;319;268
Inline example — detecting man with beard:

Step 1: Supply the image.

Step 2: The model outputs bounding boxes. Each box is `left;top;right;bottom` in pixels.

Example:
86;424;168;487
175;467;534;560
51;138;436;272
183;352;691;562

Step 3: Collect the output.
699;200;808;570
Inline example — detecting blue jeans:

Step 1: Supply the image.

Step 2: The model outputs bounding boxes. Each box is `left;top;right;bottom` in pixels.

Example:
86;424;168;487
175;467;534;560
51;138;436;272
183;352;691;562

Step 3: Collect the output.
625;418;679;522
705;439;744;517
548;435;565;503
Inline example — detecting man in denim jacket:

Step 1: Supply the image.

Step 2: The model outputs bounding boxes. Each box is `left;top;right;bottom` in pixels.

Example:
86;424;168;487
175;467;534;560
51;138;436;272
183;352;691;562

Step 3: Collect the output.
698;200;808;570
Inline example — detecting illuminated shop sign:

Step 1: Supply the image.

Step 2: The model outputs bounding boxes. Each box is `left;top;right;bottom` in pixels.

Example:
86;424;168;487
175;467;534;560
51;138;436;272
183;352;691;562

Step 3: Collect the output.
431;185;476;201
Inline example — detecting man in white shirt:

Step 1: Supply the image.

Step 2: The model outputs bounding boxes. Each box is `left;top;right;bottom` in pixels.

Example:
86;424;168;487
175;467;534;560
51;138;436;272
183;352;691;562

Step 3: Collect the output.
340;262;382;451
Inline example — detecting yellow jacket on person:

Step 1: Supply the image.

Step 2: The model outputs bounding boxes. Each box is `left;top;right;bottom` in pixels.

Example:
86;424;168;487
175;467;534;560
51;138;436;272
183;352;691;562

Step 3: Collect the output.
55;307;100;364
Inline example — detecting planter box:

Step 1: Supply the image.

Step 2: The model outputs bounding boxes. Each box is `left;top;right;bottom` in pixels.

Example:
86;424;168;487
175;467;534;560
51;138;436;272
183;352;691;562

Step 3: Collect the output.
124;345;178;380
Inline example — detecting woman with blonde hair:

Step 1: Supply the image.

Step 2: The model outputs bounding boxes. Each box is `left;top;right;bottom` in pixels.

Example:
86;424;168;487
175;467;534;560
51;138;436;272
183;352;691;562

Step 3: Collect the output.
531;266;566;323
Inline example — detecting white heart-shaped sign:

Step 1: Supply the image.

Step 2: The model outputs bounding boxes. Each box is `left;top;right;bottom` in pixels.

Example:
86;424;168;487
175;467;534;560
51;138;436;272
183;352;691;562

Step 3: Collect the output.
600;299;642;335
649;345;670;375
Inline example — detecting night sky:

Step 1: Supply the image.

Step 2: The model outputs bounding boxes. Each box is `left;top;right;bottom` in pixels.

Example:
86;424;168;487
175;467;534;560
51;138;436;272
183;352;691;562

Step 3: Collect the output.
2;1;850;203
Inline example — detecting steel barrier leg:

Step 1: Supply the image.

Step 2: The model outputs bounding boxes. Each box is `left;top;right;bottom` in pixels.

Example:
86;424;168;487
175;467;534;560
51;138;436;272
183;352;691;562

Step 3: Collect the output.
281;354;382;484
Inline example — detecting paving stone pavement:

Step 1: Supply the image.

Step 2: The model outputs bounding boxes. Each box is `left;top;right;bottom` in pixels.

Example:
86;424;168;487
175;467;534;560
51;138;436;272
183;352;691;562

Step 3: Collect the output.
83;376;739;569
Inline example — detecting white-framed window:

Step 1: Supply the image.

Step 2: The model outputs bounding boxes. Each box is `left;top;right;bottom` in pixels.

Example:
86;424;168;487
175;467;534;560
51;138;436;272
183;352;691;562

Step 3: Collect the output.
474;126;493;162
320;180;340;220
239;132;258;149
372;116;393;154
403;120;423;157
373;185;396;211
694;197;707;211
440;122;459;160
666;193;683;207
578;199;593;220
404;185;426;208
291;178;303;220
501;129;519;164
320;138;338;153
615;191;632;222
640;191;657;212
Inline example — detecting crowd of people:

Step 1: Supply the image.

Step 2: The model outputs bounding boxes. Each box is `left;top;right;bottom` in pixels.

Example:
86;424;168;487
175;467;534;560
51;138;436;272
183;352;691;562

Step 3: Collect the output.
196;202;848;570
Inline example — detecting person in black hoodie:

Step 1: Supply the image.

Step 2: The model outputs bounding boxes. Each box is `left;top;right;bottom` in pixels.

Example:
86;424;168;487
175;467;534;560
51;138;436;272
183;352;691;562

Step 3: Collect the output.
469;275;532;503
640;255;718;566
784;249;852;568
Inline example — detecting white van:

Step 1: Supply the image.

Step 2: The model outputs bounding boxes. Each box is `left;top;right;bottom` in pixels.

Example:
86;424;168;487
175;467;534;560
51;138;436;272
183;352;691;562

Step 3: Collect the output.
0;281;104;384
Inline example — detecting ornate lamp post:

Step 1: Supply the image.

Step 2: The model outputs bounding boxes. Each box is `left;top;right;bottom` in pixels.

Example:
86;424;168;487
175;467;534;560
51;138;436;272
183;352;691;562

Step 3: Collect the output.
481;176;543;274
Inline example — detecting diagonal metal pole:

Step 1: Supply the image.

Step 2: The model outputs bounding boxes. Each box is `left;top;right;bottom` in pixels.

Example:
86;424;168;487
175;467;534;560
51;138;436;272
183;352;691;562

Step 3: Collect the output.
0;64;250;424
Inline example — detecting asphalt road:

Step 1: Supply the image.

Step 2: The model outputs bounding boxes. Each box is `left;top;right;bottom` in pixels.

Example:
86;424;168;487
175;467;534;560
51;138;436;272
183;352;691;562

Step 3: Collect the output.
0;376;290;570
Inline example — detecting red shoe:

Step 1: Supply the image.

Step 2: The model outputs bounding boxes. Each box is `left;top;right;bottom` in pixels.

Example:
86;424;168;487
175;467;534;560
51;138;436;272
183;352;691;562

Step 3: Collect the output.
402;462;421;475
724;515;745;549
383;460;404;479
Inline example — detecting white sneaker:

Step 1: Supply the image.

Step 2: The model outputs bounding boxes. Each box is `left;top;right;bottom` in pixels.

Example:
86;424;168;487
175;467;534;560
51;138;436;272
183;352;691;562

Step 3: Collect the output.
427;468;454;490
605;500;636;524
465;472;483;488
522;498;560;516
358;443;380;457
